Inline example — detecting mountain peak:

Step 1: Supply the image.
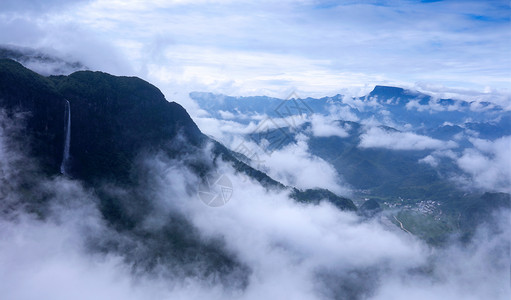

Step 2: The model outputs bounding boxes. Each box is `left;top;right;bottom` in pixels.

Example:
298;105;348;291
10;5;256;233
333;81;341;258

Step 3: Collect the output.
369;85;406;98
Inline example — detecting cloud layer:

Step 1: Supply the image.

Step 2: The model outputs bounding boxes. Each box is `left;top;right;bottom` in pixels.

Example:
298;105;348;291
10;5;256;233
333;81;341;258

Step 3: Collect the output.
456;136;511;192
359;126;457;151
1;111;510;300
0;0;510;110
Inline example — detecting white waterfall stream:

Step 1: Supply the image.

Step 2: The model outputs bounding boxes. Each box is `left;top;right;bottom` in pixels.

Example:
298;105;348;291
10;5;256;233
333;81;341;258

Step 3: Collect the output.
60;100;71;175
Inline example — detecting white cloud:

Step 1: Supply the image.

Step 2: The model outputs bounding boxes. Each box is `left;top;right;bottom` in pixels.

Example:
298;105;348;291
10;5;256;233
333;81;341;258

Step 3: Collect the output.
456;136;511;193
133;148;511;300
218;110;235;119
341;94;382;111
414;82;511;111
0;111;509;300
326;103;360;122
255;134;350;195
310;114;350;138
371;211;511;300
194;117;258;141
359;126;458;151
194;113;309;147
1;0;510;106
418;154;438;167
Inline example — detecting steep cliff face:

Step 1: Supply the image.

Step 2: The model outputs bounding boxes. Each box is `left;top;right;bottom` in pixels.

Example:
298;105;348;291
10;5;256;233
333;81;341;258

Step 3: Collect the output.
49;71;204;182
0;59;203;182
0;59;67;172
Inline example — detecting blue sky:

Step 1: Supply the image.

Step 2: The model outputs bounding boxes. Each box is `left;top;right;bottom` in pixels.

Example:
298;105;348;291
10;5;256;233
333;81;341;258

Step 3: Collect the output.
0;0;510;104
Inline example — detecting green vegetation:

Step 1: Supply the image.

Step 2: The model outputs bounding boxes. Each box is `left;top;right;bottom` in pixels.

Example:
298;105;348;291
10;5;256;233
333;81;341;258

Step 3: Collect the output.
395;210;455;245
290;188;357;211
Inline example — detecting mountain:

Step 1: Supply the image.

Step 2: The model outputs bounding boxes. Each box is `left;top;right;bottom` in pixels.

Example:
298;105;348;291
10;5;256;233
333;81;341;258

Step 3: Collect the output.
190;86;511;244
49;70;204;182
190;87;511;196
1;57;508;298
0;58;365;288
0;58;203;182
0;58;356;208
191;86;511;135
190;91;332;121
2;56;507;249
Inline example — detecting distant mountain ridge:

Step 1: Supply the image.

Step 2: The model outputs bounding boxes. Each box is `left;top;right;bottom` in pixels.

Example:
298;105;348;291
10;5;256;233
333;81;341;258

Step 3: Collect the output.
191;86;510;135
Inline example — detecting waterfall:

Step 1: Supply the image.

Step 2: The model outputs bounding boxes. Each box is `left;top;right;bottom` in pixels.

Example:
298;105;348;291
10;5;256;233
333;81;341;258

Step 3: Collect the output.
60;100;71;175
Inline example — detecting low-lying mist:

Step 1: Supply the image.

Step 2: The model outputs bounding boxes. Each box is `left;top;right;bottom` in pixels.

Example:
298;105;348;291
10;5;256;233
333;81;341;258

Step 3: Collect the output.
0;113;509;300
